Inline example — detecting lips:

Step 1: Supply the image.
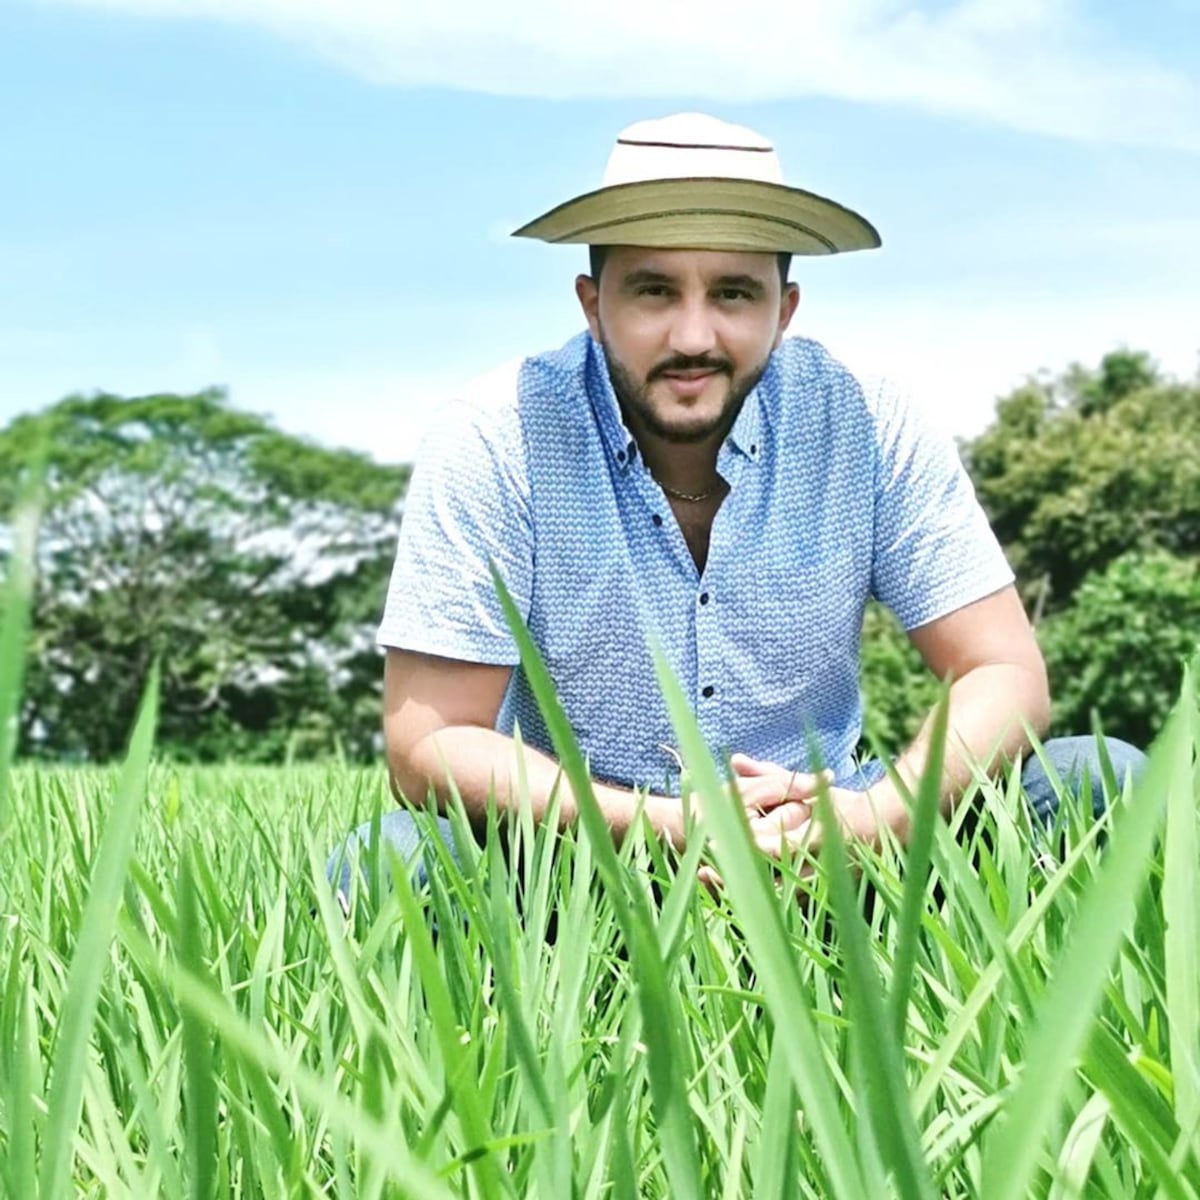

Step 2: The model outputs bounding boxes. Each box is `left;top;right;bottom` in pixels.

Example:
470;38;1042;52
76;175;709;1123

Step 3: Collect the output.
658;369;723;398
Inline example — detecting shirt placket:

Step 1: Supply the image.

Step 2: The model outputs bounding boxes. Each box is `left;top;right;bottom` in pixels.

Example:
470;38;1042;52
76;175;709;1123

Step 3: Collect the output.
693;443;748;747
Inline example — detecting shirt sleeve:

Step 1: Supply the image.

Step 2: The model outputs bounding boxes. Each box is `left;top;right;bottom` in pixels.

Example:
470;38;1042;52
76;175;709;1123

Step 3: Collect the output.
376;395;532;664
868;380;1014;630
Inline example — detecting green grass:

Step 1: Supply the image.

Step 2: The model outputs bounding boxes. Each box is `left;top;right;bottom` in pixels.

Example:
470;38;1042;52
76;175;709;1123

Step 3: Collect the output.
0;696;1193;1197
0;540;1197;1195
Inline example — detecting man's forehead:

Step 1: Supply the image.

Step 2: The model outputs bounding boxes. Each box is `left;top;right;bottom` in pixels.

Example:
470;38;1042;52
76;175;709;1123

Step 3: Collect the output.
602;245;778;280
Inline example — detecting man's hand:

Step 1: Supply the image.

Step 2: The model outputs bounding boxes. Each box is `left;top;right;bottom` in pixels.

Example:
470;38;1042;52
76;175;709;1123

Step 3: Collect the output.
746;787;881;859
727;753;834;816
696;755;850;892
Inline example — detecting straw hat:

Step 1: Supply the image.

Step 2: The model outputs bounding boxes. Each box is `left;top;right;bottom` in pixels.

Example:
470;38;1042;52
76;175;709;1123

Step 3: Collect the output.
512;112;880;256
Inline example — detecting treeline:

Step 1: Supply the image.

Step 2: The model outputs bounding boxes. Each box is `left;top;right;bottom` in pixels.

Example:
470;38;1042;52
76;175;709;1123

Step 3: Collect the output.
862;349;1200;753
0;391;408;762
1;350;1197;762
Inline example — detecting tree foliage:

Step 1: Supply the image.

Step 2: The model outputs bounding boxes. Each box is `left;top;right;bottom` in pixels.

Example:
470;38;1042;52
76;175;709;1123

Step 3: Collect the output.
862;350;1200;752
960;349;1200;613
1038;551;1200;748
0;389;408;762
858;602;940;757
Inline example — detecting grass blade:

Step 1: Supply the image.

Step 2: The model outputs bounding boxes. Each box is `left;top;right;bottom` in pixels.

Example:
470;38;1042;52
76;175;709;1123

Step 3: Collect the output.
651;647;869;1200
176;844;219;1200
753;1033;798;1200
1164;663;1200;1144
124;926;458;1200
378;841;509;1200
492;566;704;1200
980;687;1185;1200
1083;1023;1196;1199
887;688;950;1041
4;975;39;1200
814;769;938;1200
38;665;159;1200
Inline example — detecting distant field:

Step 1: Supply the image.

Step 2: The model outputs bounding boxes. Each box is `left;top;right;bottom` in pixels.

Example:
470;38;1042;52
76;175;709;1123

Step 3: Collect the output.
0;665;1197;1198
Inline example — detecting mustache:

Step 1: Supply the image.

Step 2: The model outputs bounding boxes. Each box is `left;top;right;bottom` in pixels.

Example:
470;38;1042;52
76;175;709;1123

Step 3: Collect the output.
647;356;733;382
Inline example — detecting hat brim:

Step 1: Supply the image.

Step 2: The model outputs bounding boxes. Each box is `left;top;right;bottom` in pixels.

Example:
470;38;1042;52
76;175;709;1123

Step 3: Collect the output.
512;177;881;255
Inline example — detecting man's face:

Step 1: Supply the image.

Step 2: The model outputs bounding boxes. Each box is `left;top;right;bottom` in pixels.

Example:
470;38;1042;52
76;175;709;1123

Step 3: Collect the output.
575;247;800;445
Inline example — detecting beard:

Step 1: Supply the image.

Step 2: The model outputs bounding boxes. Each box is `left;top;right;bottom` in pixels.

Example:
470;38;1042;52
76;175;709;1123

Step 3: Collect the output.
600;342;770;445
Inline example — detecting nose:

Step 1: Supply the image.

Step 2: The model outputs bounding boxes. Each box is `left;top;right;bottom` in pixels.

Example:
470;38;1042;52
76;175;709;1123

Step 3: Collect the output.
667;295;718;358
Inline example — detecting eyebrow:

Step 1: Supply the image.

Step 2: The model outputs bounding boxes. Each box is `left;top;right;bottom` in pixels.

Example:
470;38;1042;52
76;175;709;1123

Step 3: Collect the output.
620;268;675;289
712;274;767;296
619;269;768;295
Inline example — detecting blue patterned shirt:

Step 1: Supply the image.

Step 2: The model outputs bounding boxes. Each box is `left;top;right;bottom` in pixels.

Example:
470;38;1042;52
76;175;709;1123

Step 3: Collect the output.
379;332;1013;793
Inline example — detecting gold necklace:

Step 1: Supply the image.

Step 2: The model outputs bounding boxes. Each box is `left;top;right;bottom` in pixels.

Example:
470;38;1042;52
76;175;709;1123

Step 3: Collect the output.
658;479;718;503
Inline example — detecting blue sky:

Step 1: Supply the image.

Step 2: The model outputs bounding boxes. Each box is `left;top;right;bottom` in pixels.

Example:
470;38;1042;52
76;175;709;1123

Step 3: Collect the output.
2;0;1197;463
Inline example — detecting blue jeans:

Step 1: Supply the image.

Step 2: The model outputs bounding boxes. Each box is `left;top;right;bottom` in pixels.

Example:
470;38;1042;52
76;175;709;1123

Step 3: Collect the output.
327;735;1147;904
840;734;1148;825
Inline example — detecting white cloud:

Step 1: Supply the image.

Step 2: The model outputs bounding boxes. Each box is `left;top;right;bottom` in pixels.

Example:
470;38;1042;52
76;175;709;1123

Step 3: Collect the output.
45;0;1200;151
227;366;465;462
803;293;1200;440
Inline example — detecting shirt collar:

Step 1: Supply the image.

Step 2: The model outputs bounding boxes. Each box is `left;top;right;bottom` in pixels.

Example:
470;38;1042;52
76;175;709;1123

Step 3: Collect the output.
725;384;763;463
585;334;765;470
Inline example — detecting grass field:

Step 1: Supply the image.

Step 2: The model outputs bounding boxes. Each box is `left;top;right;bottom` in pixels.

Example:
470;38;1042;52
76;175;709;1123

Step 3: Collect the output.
0;659;1196;1198
0;509;1198;1197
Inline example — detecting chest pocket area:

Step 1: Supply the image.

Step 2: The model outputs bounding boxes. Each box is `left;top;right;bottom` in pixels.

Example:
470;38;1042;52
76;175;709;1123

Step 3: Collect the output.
732;548;865;690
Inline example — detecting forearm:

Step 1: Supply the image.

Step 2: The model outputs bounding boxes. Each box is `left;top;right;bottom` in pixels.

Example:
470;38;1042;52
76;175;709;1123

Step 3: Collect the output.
869;661;1051;840
392;724;683;845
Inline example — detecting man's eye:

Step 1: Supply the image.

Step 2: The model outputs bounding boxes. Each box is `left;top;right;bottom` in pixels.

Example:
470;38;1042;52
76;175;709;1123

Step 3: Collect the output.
717;288;753;302
637;285;671;297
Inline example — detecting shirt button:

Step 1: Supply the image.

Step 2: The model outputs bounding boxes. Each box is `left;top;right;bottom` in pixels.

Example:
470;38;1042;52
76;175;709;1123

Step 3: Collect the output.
699;592;710;605
617;450;626;463
750;443;758;455
652;513;663;527
701;685;715;699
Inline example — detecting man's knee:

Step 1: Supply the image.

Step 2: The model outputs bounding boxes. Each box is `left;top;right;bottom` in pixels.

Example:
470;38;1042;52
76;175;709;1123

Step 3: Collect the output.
324;808;459;911
1021;734;1148;825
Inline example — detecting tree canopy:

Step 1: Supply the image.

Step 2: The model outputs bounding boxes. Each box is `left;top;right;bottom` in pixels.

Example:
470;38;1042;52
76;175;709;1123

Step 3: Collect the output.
0;389;408;762
1038;551;1200;748
960;349;1200;614
861;349;1199;752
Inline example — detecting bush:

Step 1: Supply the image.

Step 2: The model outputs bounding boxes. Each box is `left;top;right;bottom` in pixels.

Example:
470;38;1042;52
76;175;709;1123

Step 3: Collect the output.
858;601;940;756
1039;550;1200;747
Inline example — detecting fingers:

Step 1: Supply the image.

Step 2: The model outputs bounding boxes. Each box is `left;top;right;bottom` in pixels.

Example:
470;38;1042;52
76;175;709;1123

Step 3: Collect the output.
729;752;773;777
749;800;810;831
729;758;835;814
731;754;833;791
749;804;824;858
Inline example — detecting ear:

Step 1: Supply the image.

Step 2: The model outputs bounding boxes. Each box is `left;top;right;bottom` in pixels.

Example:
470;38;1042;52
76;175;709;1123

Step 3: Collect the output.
773;283;801;349
575;274;602;341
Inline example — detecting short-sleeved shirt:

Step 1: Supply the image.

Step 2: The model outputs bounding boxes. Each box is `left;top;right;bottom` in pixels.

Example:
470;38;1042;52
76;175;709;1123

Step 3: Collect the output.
379;332;1012;793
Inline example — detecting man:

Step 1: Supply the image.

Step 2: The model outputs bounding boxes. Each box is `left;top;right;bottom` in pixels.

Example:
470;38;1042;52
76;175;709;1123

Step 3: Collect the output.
333;113;1144;892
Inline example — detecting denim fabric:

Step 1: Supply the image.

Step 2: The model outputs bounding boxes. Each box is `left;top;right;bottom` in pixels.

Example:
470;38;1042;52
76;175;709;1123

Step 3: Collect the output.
1018;735;1147;823
325;810;461;910
843;735;1147;822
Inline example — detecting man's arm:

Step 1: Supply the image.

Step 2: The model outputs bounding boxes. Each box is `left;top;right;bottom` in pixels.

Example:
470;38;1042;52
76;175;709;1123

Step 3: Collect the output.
383;648;688;846
857;584;1050;840
747;585;1050;851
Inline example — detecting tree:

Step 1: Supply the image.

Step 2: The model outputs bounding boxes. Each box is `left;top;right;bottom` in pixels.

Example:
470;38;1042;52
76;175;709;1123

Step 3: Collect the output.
961;350;1200;613
857;602;939;757
1038;551;1200;747
0;390;408;762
